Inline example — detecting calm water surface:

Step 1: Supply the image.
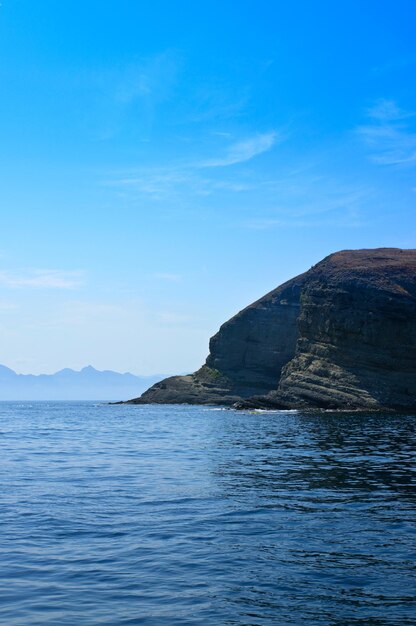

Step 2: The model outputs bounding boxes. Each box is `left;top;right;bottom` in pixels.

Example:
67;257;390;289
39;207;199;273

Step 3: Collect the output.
0;402;415;625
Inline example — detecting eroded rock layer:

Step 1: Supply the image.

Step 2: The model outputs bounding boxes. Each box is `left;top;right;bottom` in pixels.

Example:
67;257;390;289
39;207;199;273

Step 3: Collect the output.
127;249;416;410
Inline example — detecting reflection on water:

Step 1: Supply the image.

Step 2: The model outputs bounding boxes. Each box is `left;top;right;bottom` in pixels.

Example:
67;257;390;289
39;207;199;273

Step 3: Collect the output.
0;403;415;625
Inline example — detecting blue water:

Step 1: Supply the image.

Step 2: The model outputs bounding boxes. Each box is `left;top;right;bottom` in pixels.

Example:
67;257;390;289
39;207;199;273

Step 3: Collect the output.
0;403;415;625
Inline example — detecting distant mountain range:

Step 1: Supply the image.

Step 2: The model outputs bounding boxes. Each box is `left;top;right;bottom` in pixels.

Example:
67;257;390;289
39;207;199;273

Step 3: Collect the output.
0;365;164;401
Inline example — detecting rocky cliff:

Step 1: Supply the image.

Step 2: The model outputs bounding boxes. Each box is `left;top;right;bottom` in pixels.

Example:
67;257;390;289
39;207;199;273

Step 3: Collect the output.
127;248;416;410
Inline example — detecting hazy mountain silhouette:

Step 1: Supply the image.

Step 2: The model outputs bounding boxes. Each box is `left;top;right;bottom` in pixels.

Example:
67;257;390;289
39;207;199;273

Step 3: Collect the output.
0;365;164;401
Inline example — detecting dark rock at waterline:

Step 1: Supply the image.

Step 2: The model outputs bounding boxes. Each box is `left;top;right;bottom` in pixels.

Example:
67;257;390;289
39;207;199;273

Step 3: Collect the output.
126;248;416;410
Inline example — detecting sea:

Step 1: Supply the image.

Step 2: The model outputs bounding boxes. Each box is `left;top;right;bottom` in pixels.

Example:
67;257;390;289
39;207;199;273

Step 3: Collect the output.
0;402;415;625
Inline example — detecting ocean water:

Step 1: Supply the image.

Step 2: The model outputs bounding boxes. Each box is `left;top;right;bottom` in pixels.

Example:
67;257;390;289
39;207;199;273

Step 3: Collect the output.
0;402;415;625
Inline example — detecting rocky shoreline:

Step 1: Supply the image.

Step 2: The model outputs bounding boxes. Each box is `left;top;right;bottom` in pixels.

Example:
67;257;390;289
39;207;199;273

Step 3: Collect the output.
125;248;416;411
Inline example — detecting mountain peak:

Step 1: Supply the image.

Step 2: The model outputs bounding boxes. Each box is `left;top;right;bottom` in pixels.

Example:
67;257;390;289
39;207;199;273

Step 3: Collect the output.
0;364;17;377
0;364;164;400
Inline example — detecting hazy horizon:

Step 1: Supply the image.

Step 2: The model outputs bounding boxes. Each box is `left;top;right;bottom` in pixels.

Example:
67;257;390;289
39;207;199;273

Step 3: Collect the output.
0;363;166;376
0;363;165;400
0;1;415;375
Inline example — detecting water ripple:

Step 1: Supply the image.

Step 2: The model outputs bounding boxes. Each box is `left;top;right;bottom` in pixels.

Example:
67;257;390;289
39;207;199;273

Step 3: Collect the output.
0;402;415;624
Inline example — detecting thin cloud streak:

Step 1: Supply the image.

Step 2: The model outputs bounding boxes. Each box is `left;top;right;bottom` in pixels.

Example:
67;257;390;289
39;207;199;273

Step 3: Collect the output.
366;99;412;122
107;130;283;199
0;269;85;289
357;99;416;166
153;272;182;282
0;300;17;311
243;213;366;230
240;180;371;230
199;131;279;167
109;168;255;199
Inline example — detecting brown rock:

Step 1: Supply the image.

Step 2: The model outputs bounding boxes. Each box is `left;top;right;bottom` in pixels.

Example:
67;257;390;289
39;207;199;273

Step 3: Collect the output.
126;248;416;410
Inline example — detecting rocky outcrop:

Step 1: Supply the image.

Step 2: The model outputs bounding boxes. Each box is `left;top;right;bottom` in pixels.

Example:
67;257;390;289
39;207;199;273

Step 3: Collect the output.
273;249;416;410
127;273;307;405
127;248;416;410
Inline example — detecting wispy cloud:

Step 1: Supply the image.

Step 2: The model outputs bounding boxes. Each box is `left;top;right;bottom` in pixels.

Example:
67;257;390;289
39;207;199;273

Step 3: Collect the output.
366;99;412;122
107;130;283;200
153;272;182;282
115;170;194;199
199;131;279;167
0;300;17;311
79;51;182;141
357;99;416;166
114;52;181;106
239;177;370;230
372;57;416;75
110;167;257;200
0;269;84;289
157;312;193;324
186;85;248;124
243;214;365;230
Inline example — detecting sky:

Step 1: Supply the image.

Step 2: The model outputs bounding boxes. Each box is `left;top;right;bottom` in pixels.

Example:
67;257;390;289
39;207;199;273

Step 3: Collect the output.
0;0;415;375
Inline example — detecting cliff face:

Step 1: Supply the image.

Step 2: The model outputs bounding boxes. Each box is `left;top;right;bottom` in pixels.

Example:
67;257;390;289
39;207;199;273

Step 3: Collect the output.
128;248;416;410
134;274;307;405
271;249;416;410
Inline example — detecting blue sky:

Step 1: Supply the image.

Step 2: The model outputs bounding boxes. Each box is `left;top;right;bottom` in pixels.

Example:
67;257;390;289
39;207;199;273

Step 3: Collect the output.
0;0;415;375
